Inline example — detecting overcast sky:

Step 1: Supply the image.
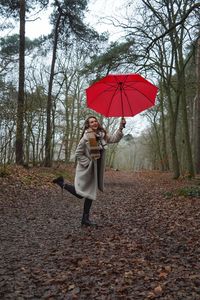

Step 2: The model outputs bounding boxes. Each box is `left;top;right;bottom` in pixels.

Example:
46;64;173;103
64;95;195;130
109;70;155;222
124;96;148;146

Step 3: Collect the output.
26;0;125;40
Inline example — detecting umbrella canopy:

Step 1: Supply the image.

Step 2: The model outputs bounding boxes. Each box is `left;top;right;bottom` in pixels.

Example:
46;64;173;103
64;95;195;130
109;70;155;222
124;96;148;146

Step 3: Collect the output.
86;74;158;117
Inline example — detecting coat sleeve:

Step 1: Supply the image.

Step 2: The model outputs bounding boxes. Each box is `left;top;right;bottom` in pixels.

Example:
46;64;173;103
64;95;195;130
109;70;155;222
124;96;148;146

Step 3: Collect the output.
106;129;123;144
75;137;91;167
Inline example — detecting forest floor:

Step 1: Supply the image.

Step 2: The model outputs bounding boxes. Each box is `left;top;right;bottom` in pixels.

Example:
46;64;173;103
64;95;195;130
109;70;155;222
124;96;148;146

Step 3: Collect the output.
0;165;200;300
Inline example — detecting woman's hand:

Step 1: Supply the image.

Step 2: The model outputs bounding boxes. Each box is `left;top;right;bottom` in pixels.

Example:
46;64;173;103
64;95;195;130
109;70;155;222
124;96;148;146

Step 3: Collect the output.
119;117;126;130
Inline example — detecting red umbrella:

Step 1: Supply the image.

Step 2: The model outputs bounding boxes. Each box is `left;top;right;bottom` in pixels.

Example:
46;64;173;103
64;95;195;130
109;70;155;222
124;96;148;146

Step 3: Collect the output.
86;73;158;117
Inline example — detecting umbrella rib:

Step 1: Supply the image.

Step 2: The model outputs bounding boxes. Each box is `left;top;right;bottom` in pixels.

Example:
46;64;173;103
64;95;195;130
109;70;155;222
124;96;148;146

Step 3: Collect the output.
106;85;119;116
124;82;155;105
122;89;134;116
88;84;117;104
113;75;129;117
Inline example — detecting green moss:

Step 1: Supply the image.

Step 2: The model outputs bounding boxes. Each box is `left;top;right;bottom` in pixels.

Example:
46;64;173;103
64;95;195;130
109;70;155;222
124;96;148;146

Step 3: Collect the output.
163;191;173;199
0;164;10;177
178;186;200;198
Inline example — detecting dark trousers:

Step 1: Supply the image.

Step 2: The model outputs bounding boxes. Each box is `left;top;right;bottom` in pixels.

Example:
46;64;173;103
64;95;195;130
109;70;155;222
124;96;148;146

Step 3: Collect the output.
64;183;93;214
64;183;83;199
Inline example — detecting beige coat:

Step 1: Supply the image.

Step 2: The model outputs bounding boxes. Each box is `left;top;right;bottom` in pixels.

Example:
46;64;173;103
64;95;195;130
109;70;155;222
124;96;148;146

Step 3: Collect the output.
74;129;123;200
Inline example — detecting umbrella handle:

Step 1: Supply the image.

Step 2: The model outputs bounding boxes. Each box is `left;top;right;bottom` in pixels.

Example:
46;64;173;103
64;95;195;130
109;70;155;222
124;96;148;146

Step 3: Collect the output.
121;117;126;128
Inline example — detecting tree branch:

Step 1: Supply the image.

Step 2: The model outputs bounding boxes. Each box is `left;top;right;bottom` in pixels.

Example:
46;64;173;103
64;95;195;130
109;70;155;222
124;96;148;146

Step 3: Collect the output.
147;3;200;51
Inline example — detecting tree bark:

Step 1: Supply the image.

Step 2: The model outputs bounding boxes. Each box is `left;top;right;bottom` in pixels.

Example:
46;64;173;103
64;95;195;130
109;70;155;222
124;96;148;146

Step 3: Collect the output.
166;89;180;179
180;73;195;177
159;84;169;170
174;27;195;177
195;36;200;173
16;0;25;165
44;12;62;167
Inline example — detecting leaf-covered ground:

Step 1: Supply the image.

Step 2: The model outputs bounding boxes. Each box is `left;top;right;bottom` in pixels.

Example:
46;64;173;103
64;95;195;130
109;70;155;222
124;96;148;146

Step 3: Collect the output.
0;166;200;299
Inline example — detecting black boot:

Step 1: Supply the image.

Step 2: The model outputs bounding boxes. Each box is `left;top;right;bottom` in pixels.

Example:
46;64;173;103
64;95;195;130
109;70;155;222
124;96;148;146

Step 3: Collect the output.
52;176;64;188
53;176;83;199
81;198;97;227
81;213;97;227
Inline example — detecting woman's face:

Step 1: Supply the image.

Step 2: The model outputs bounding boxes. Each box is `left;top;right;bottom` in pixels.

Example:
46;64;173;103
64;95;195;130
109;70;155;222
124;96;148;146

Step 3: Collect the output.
88;117;99;131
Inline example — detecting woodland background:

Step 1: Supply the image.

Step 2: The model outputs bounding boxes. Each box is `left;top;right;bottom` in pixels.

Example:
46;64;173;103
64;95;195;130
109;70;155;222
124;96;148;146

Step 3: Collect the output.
0;0;200;179
1;2;200;298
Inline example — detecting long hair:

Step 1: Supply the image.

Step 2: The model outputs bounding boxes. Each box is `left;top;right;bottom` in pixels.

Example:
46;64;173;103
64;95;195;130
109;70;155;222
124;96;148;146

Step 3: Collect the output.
80;116;107;139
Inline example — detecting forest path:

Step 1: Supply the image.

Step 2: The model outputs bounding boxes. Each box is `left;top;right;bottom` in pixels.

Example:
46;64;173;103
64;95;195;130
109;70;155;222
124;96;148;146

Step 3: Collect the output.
0;169;200;299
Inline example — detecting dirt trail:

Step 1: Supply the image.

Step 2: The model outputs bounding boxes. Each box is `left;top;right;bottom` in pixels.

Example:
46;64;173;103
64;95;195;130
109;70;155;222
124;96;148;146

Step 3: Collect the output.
0;169;200;299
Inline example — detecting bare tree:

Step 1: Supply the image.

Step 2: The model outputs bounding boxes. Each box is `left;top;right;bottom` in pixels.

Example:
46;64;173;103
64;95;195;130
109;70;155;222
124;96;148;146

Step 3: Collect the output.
15;0;26;164
44;0;102;167
194;36;200;173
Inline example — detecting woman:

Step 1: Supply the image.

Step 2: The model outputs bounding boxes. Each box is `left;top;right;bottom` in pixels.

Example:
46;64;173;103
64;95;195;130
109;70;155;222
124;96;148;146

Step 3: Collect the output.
53;116;126;227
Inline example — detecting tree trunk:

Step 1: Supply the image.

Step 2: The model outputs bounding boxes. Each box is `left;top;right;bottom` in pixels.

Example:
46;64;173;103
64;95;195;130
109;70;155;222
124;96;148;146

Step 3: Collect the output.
180;75;195;177
167;91;180;179
159;85;169;170
176;37;195;177
153;121;164;171
44;12;61;167
64;94;70;163
16;0;25;165
195;36;200;173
